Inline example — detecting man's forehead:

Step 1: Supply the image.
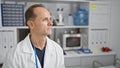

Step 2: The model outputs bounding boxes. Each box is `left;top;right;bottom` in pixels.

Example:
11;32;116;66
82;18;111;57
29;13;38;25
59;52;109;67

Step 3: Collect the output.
33;7;51;17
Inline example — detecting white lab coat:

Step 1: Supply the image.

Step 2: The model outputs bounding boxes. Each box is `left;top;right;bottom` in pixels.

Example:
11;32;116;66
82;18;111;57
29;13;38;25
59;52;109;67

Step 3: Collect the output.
2;34;65;68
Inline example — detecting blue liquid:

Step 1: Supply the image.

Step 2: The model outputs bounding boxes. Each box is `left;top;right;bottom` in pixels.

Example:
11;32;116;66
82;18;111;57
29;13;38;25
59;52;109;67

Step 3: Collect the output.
73;8;88;26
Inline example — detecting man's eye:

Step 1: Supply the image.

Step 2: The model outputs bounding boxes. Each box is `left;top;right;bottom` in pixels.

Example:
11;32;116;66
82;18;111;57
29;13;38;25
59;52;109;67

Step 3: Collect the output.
42;18;53;22
43;18;47;21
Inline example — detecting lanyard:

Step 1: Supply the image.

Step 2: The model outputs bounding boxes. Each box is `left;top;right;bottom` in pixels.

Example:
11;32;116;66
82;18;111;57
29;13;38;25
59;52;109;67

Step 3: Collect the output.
34;46;38;68
30;40;39;68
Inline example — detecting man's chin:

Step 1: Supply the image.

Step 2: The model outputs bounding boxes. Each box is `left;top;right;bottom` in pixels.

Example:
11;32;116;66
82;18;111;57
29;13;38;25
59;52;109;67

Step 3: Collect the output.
47;32;52;35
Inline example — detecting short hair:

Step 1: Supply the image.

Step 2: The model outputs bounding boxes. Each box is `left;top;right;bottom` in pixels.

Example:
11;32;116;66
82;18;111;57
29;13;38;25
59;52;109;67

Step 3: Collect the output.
25;4;45;26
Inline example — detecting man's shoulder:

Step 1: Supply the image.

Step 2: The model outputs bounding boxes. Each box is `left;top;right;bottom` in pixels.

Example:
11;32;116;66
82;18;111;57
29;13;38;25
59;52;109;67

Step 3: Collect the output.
47;37;60;47
47;37;63;51
10;40;24;54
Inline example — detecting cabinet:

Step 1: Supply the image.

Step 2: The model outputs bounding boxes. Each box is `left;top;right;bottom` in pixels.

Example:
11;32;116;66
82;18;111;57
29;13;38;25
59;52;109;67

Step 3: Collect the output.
0;0;111;68
64;51;116;68
65;57;80;68
0;28;17;63
89;1;110;53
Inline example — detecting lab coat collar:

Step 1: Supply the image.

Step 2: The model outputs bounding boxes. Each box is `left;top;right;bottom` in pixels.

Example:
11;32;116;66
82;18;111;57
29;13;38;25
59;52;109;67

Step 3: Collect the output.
22;34;33;53
22;34;54;53
22;34;54;68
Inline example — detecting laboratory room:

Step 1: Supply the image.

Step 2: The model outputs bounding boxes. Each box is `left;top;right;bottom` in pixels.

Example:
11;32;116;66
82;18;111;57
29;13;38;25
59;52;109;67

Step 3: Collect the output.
0;0;120;68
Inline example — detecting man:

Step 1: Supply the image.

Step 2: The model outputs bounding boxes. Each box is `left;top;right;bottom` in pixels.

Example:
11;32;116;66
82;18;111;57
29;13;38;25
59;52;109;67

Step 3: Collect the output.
2;4;65;68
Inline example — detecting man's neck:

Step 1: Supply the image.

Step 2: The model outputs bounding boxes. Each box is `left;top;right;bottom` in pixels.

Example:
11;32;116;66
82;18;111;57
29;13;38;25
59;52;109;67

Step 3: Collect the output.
30;34;46;50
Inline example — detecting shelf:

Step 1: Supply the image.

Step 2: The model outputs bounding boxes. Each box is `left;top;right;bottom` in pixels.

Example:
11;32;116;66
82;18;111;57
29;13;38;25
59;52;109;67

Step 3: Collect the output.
0;26;28;29
9;0;90;3
16;26;28;29
52;26;89;29
0;26;88;29
64;51;116;58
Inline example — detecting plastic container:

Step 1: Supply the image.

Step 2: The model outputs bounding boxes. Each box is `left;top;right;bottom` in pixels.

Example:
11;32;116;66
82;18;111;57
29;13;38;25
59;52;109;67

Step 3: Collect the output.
67;14;73;26
73;8;88;26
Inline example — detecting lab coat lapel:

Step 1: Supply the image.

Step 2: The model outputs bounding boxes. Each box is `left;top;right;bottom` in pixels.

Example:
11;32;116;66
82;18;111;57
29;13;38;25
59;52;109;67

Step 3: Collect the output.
22;34;41;68
44;37;54;68
30;54;41;68
22;34;35;64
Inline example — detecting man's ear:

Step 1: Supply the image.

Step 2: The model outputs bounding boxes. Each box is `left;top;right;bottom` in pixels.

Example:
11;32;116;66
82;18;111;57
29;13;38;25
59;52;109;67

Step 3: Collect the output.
27;20;34;29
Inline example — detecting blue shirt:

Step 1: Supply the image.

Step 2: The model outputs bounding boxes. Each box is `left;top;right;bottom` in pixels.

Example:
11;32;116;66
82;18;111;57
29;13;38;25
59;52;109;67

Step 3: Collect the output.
31;40;46;68
36;47;46;68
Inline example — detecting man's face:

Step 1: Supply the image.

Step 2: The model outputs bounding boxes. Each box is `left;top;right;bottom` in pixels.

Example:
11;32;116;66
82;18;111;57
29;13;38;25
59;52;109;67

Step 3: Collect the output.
31;7;53;36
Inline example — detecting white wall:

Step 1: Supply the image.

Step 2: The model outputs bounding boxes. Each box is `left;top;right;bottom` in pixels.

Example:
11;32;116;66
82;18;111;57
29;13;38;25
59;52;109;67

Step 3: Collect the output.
110;0;120;58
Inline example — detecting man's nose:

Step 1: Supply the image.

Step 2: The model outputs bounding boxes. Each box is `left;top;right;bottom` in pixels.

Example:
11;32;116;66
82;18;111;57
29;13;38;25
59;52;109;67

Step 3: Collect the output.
48;19;53;26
